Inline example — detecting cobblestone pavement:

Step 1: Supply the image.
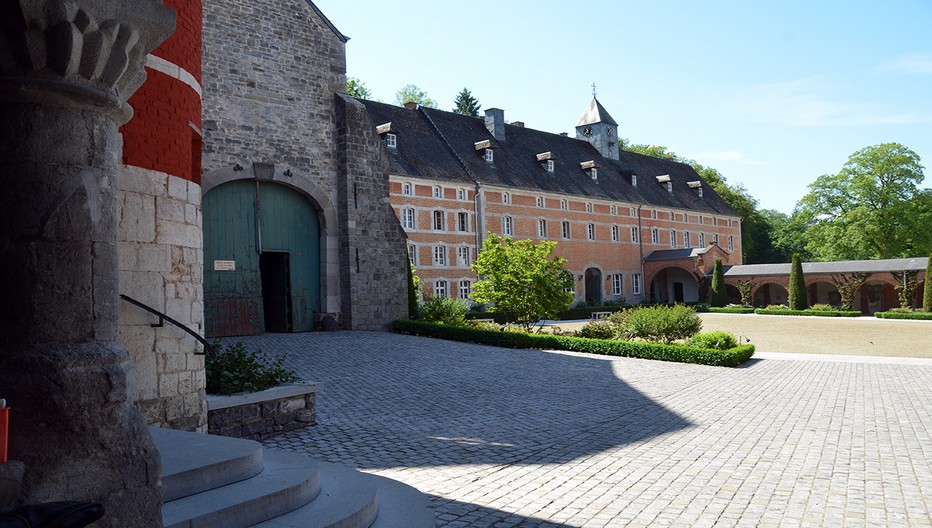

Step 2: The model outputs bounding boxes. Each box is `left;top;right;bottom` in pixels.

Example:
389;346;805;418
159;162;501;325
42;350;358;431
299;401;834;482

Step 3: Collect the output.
240;332;932;527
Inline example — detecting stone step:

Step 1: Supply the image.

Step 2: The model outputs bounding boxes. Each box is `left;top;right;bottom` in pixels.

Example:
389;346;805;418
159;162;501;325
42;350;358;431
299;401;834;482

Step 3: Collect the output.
368;474;436;528
152;426;264;501
162;448;321;528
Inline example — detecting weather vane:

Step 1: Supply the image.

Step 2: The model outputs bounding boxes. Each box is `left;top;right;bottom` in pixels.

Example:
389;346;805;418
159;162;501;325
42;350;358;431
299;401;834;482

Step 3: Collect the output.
591;82;597;98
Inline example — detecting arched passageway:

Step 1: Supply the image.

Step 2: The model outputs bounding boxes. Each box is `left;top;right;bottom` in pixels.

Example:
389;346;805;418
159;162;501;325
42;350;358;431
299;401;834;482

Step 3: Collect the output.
753;283;788;307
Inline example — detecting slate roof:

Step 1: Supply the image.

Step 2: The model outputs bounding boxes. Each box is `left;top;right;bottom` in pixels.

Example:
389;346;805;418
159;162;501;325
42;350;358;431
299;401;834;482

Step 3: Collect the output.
576;97;618;127
644;248;713;261
358;99;738;217
725;257;929;277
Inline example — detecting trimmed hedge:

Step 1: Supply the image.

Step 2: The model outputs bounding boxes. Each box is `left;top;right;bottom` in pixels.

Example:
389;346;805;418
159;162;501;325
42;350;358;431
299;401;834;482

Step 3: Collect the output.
466;305;631;323
708;307;756;314
391;320;755;367
875;311;932;320
753;308;862;317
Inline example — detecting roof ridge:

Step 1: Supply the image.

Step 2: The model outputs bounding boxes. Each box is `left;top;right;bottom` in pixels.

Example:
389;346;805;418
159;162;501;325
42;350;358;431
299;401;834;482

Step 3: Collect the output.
418;107;474;180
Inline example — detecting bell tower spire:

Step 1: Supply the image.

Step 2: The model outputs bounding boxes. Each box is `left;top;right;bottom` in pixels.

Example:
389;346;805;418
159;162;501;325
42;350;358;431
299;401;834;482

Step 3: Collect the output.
575;96;619;160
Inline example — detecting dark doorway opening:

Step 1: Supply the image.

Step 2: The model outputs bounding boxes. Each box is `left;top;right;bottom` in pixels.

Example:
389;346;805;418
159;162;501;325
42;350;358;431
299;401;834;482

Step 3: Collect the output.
673;282;685;303
585;268;603;306
260;252;293;332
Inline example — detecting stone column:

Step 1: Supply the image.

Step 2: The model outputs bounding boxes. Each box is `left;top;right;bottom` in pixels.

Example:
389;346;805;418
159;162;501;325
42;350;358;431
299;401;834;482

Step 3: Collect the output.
0;2;174;526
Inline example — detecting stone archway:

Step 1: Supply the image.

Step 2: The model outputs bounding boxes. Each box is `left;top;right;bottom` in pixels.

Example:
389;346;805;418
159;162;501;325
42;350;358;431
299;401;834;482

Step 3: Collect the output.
809;281;840;307
753;283;789;307
585;267;603;306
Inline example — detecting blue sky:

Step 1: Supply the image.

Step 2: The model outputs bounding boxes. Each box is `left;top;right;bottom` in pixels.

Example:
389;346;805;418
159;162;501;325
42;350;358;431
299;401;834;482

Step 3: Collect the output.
314;1;931;214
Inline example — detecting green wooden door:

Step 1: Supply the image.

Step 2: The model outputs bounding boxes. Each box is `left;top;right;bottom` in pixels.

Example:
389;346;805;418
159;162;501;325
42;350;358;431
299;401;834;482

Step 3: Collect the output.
203;180;320;336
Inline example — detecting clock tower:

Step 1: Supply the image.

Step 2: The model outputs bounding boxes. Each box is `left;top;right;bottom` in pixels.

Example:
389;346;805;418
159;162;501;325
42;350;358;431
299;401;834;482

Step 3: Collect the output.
575;96;619;161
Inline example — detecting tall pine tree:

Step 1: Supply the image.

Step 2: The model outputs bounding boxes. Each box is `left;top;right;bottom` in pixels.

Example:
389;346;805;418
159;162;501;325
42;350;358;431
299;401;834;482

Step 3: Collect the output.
453;88;481;116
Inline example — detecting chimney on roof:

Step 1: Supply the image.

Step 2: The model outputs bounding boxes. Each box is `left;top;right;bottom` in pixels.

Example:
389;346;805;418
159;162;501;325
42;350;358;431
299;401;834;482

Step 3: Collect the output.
403;101;417;110
560;132;568;137
485;108;505;141
512;121;525;128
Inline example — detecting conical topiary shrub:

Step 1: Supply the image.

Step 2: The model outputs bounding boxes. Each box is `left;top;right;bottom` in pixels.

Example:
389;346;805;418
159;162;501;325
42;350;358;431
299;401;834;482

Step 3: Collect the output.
710;258;726;307
924;253;931;312
788;253;809;310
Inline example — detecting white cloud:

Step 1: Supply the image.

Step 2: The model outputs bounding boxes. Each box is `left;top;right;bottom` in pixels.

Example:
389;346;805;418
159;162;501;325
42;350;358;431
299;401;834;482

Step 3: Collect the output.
875;53;932;75
728;77;927;127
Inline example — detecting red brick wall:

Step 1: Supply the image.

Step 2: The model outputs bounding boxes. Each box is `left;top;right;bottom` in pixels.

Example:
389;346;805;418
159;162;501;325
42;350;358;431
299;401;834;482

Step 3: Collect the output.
121;0;202;183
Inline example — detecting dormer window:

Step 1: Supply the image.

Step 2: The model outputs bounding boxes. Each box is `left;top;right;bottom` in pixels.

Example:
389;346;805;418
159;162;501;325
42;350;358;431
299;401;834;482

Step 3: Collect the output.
484;149;494;163
666;182;673;193
385;133;397;148
631;175;638;187
580;160;598;180
687;180;703;198
655;174;671;183
536;152;555;173
546;159;555;173
591;168;598;180
475;139;495;163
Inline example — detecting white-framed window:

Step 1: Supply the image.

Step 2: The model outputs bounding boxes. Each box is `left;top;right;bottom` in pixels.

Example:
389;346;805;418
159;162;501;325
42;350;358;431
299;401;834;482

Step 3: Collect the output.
700;216;705;225
631;273;642;295
502;216;514;236
459;280;471;299
586;202;593;213
432;210;445;231
588;223;596;240
651;228;659;244
632;175;638;186
728;235;734;251
562;221;571;239
433;186;442;198
433;246;447;266
457;246;470;267
457;188;467;201
402;182;412;195
484;149;494;163
629;207;636;217
401;207;415;229
699;233;706;247
670;230;677;248
631;227;639;243
684;214;690;223
713;217;718;226
728;218;734;228
591;168;598;180
538;219;548;238
536;196;544;208
457;212;469;232
385;133;397;148
502;192;511;204
666;181;673;193
684;232;691;248
611;225;619;242
407;244;418;266
434;280;448;298
713;234;719;245
546;159;554;173
698;187;704;198
560;199;568;210
651;209;658;220
610;205;617;215
612;274;623;296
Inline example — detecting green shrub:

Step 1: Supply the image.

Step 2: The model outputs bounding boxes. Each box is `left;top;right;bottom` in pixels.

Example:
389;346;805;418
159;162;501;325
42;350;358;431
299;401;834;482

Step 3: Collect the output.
465;320;502;332
810;303;835;311
708;306;756;314
924;253;932;312
886;307;914;313
621;304;702;344
206;341;300;396
876;310;932;320
576;321;618;340
766;304;788;310
419;296;468;326
754;308;861;317
391;320;754;367
789;253;809;310
710;258;726;307
688;331;738;350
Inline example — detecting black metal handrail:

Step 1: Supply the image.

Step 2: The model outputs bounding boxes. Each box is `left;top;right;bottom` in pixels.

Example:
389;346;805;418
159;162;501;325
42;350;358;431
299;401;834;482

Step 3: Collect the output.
120;294;214;356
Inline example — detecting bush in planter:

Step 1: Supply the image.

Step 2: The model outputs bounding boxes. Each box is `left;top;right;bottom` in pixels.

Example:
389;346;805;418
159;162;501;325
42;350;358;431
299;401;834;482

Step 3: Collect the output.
621;304;702;344
688;331;738;350
206;341;300;395
576;320;618;340
419;295;468;326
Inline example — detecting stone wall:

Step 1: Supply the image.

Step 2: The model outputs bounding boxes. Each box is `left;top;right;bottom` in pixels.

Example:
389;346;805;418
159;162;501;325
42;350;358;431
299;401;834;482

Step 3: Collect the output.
207;384;322;441
118;165;207;432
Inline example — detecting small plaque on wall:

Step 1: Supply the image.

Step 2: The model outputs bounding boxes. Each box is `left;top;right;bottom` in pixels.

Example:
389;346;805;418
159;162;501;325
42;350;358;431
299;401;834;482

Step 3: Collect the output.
214;260;236;271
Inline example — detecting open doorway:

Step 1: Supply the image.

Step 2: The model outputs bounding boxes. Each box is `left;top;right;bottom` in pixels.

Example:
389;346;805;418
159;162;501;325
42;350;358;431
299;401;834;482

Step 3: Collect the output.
260;252;293;332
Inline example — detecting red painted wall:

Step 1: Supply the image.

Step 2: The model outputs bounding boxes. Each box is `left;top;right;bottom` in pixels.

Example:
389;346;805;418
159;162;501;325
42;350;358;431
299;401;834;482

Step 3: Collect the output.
121;0;203;184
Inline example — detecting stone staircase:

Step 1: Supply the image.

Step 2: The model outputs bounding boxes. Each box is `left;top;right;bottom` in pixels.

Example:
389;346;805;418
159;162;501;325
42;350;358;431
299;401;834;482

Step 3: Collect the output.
152;428;434;528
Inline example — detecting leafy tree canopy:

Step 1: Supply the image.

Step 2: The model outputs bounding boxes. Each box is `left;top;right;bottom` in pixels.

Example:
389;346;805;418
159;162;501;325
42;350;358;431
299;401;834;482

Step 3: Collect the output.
796;143;928;260
394;84;437;108
346;76;372;99
452;87;481;116
470;234;574;328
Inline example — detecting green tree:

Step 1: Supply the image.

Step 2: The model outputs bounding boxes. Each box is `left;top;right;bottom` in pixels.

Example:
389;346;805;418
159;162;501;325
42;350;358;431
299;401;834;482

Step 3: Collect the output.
710;258;726;307
345;76;372;99
452;87;481;116
407;261;421;319
796;143;928;260
737;280;755;307
788;254;809;310
830;273;867;311
924;254;932;312
470;234;574;328
394;84;437;108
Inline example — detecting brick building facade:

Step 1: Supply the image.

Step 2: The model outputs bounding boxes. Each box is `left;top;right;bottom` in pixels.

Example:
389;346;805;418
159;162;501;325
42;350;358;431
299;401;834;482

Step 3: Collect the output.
359;98;743;305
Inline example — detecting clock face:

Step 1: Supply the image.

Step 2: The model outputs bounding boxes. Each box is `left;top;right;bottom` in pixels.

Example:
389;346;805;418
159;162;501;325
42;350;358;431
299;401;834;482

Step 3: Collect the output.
606;127;614;137
583;126;593;137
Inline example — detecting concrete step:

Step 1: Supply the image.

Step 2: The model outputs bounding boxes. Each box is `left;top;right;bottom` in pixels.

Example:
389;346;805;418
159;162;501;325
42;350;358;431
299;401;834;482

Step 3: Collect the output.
162;449;321;528
368;474;435;528
152;426;264;501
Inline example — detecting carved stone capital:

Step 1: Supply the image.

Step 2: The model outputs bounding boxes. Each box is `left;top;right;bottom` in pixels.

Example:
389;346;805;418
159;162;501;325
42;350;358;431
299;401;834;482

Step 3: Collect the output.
0;0;175;123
